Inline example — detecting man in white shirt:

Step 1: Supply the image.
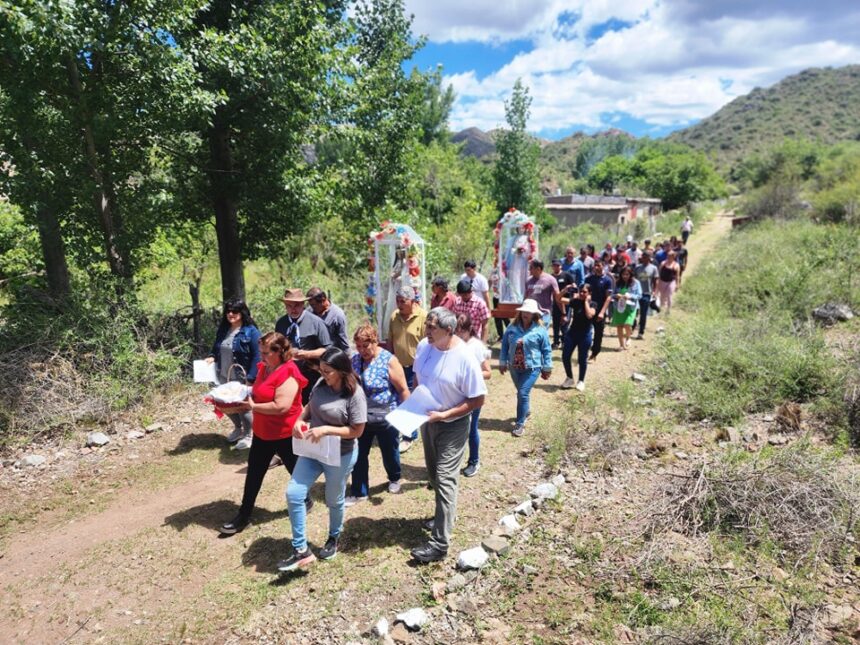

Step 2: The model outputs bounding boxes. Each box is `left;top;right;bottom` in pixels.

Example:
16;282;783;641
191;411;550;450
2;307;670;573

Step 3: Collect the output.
410;307;486;564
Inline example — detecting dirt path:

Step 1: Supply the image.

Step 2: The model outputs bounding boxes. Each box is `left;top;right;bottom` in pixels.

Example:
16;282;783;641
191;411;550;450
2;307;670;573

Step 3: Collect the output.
0;214;733;644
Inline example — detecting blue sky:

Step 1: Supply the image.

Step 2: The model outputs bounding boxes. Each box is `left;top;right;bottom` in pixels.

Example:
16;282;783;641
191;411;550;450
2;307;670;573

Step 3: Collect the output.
403;1;860;140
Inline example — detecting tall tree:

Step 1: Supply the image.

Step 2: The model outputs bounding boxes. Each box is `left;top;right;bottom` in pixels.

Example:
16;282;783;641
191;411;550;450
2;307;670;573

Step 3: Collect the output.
492;79;543;217
0;0;202;289
170;0;344;301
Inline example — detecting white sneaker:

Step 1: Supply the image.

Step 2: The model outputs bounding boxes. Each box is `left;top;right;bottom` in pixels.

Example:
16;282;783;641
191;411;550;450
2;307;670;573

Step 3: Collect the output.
226;426;245;443
388;480;402;494
560;377;575;389
575;381;586;391
344;495;368;507
233;435;252;450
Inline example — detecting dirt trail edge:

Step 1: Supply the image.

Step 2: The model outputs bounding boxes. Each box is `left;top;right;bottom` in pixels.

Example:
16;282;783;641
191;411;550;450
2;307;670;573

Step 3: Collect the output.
0;214;732;644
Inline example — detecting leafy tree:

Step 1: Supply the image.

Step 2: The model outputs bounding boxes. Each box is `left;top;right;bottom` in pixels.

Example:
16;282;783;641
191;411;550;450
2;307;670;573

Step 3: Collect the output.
587;155;633;193
0;0;201;292
492;79;543;217
413;66;455;146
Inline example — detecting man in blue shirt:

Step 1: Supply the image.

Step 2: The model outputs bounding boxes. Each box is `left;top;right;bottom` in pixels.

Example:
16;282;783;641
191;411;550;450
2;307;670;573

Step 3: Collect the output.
561;246;585;287
584;260;613;362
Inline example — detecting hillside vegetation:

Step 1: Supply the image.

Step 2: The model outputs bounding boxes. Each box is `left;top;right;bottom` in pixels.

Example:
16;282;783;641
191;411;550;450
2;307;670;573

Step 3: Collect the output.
669;65;860;173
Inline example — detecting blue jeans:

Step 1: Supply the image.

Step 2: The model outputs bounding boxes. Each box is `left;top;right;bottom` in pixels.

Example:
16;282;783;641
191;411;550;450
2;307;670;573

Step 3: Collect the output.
638;295;652;335
286;446;358;551
509;367;541;425
467;408;481;466
402;366;418;441
350;421;401;496
562;328;593;382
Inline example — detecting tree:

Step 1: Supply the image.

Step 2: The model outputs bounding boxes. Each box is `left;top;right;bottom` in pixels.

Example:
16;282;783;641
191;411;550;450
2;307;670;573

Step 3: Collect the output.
413;66;455;146
492;79;543;217
0;0;202;292
587;155;634;193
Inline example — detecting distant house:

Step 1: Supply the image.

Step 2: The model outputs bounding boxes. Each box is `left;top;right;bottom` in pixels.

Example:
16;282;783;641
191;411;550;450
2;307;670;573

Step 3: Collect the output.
545;194;662;228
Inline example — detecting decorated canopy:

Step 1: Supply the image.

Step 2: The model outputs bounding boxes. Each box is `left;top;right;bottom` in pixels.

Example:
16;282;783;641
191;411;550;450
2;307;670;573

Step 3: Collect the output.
365;222;427;341
490;208;539;304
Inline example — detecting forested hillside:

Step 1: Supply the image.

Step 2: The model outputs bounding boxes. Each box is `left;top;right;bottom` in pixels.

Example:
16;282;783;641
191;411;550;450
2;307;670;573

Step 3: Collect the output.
668;65;860;173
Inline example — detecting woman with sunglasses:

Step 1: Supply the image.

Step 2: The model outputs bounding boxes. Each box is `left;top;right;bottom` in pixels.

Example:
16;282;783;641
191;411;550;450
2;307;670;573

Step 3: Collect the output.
206;299;261;449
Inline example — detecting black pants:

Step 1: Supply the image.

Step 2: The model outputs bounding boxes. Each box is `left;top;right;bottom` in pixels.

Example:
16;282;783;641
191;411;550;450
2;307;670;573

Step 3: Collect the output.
591;317;606;358
493;296;509;338
239;435;298;519
551;304;564;346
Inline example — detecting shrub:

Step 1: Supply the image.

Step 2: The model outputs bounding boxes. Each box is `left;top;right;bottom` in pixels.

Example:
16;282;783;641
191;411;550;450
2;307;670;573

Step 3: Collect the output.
0;283;187;444
655;311;836;423
647;443;860;567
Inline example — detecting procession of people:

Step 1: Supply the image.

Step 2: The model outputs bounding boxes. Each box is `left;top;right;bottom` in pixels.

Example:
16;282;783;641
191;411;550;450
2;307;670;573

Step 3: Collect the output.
207;222;693;570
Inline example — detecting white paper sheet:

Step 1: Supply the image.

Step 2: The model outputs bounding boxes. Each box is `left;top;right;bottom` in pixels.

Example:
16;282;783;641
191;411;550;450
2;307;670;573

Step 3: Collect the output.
385;385;442;436
292;433;341;466
193;360;218;384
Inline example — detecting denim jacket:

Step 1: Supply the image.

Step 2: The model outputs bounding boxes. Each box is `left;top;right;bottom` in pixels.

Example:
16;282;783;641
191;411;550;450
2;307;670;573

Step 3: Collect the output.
499;322;552;371
210;324;262;383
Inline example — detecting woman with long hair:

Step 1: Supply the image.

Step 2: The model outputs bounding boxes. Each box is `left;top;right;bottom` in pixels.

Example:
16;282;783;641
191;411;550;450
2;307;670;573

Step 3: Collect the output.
206;299;261;449
219;332;307;535
499;299;552;437
560;284;596;391
611;266;642;351
278;348;366;572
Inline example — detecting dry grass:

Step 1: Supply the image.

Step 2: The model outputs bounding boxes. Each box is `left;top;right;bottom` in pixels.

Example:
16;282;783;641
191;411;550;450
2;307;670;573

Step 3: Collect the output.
645;444;860;567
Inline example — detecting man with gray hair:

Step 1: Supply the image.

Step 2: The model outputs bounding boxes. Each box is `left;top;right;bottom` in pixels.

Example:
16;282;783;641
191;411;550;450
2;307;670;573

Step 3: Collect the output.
410;307;487;563
388;286;426;451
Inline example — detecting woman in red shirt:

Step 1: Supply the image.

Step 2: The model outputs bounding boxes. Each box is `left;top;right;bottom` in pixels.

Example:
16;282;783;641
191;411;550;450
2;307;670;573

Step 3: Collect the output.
220;332;308;535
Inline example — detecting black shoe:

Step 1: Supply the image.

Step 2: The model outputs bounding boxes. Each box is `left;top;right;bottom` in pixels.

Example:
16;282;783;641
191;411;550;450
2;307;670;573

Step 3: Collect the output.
410;543;446;563
277;548;316;572
422;518;435;531
319;535;338;560
305;496;314;513
220;514;250;535
463;462;480;477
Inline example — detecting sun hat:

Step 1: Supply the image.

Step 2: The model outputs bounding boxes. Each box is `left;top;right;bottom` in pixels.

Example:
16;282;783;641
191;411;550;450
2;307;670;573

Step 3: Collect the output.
281;288;308;303
516;299;542;315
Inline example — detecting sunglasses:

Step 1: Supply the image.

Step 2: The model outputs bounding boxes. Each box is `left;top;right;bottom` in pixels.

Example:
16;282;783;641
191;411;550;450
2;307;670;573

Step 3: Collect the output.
226;308;243;314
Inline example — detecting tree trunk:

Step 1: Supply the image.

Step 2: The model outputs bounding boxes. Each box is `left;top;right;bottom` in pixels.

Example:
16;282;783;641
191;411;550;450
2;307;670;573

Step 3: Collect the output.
34;203;71;303
64;53;130;281
208;108;245;301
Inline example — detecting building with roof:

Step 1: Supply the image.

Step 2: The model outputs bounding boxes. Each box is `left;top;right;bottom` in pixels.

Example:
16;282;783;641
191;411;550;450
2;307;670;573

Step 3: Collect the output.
545;194;662;228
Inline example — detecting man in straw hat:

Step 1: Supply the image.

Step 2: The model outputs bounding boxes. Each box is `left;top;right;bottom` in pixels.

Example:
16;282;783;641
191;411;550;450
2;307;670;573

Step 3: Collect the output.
275;288;331;404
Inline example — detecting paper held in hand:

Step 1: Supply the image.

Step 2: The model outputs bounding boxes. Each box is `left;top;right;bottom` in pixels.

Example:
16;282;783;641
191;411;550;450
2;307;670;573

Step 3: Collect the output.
386;385;442;436
292;432;341;467
193;360;218;384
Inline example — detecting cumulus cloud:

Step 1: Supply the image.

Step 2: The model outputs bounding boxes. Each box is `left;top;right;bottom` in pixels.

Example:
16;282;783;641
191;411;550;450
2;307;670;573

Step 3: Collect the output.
409;0;860;134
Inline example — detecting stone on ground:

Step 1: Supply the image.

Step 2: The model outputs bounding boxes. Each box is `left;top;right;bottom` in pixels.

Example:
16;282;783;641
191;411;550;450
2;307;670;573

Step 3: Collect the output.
372;617;389;636
446;573;466;592
457;546;490;570
126;430;145;440
812;303;853;325
498;514;521;534
86;431;110;447
144;423;165;433
529;482;558;500
631;372;647;382
514;500;534;516
481;536;510;556
20;454;47;467
395;607;429;631
550;473;565;488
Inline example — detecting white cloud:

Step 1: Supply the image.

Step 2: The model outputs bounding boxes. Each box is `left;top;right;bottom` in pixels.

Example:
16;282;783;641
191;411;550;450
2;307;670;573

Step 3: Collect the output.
414;1;860;134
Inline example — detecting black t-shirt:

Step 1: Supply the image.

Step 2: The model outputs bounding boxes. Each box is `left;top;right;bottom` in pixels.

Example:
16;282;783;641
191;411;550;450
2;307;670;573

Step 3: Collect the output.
551;271;575;308
568;298;596;334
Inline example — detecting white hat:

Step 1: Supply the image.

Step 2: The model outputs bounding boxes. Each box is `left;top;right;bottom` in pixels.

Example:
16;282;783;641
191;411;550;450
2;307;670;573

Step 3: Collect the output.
626;235;633;242
516;299;542;315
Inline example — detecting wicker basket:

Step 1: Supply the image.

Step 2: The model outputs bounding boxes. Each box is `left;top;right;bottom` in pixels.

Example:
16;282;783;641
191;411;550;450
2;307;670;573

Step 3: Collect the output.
213;364;250;414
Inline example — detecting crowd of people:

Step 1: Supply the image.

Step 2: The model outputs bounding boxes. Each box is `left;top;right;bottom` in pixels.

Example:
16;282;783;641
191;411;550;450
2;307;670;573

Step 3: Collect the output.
206;220;693;570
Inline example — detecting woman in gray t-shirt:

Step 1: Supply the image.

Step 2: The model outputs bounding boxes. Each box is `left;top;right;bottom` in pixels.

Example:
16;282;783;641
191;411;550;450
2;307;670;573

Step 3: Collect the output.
278;348;367;572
